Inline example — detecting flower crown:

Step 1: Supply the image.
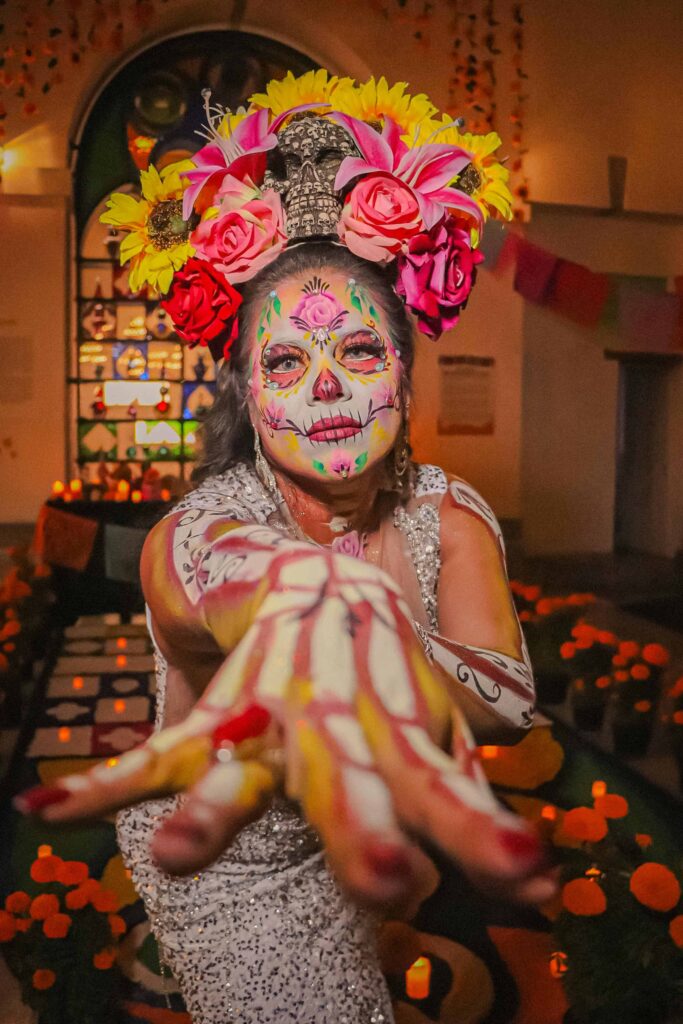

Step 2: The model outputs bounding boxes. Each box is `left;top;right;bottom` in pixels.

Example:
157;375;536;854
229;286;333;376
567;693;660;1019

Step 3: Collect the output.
101;70;513;360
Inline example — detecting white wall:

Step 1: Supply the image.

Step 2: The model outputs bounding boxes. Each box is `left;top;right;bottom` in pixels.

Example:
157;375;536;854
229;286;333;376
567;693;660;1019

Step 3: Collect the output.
521;206;683;555
0;198;67;522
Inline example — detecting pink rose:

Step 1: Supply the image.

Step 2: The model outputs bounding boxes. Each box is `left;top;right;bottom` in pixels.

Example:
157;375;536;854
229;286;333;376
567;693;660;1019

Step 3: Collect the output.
331;530;364;559
191;189;286;284
290;290;347;336
337;172;424;264
395;216;483;338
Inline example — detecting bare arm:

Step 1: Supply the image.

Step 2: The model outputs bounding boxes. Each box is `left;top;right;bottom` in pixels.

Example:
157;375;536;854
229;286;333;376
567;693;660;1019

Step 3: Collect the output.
429;478;535;744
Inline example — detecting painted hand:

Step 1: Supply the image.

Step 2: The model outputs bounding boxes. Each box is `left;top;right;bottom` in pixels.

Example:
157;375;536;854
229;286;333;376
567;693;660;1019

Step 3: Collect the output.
16;531;554;908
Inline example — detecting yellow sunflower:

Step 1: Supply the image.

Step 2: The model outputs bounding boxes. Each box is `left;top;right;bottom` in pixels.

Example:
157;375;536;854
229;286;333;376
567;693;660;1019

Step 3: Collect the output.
421;116;513;222
100;160;195;295
248;69;352;117
333;76;437;138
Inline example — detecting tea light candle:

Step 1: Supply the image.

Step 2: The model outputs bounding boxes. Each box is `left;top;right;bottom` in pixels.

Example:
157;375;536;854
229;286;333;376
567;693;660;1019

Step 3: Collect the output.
405;956;431;1000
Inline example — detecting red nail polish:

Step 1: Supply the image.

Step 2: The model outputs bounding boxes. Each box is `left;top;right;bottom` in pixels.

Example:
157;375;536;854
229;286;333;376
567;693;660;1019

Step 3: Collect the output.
498;827;543;865
212;704;271;747
14;785;70;814
366;843;412;878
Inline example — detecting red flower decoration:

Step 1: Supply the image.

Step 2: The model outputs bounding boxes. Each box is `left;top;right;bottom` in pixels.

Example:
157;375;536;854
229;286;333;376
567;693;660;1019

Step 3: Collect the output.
396;216;483;339
161;257;243;361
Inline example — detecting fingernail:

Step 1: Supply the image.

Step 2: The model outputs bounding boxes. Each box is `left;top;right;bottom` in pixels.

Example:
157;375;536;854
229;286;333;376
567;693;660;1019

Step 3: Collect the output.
365;842;412;879
212;704;271;748
498;827;544;866
14;785;71;814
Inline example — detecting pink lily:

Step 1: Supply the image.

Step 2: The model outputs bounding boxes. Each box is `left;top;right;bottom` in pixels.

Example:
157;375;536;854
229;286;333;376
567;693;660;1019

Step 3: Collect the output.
182;103;328;220
331;112;482;229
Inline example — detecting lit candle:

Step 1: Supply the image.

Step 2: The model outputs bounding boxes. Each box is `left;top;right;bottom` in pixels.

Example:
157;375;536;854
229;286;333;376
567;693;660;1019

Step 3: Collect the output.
52;480;65;497
37;845;53;858
160;488;171;502
116;479;130;501
131;490;142;503
405;956;431;1000
70;479;83;496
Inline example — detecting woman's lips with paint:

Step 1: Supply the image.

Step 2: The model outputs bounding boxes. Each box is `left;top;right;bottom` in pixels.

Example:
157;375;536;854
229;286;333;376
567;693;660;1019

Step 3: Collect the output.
306;415;363;443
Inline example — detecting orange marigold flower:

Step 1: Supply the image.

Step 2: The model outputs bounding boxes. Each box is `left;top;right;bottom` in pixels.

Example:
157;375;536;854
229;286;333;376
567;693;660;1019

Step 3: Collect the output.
92;889;119;913
619;641;640;659
30;894;60;921
630;862;681;912
535;598;555;616
56;860;89;887
93;949;116;970
562;878;607;916
43;912;72;939
32;969;56;990
612;654;627;666
614;670;630;683
670;677;683;698
594;793;628;819
0;910;17;942
631;664;650;681
635;834;653;848
571;622;594;640
674;710;683;726
635;700;652;713
65;887;89;911
561;807;608;843
108;913;126;936
524;585;542;602
642;643;669;667
5;891;31;914
595;676;611;689
560;642;576;660
15;918;32;933
30;854;63;884
574;636;593;650
669;915;683;947
518;610;532;622
596;630;617;646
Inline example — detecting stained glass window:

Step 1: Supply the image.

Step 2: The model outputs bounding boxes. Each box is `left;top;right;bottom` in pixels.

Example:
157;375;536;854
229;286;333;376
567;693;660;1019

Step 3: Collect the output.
72;31;315;498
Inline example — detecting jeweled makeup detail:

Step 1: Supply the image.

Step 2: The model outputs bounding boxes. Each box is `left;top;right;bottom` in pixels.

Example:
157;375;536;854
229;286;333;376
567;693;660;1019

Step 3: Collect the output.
249;271;404;482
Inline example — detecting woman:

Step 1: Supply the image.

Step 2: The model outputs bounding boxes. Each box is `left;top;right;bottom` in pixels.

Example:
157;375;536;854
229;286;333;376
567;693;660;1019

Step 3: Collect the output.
17;72;553;1023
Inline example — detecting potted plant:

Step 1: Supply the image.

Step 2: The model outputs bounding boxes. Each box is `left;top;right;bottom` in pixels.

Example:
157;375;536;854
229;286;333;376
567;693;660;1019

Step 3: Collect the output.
563;625;618;731
0;849;125;1024
511;583;597;705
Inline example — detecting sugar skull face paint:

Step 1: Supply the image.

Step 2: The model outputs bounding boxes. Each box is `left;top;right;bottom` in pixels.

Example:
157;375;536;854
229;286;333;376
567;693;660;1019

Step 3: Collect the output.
248;270;404;482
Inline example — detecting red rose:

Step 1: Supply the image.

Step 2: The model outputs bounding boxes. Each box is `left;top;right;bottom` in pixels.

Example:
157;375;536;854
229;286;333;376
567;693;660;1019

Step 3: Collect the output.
161;257;243;361
396;216;483;338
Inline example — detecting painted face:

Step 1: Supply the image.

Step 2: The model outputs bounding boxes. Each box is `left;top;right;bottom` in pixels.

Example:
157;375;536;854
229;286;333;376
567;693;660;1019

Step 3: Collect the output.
248;270;404;483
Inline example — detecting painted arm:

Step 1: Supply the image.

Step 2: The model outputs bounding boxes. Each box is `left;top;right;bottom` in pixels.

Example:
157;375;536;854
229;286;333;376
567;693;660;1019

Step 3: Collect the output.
428;478;535;743
17;505;551;907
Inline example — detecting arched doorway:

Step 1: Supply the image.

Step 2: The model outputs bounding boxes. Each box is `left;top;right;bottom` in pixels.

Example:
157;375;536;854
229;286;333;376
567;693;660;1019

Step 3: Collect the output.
71;31;316;494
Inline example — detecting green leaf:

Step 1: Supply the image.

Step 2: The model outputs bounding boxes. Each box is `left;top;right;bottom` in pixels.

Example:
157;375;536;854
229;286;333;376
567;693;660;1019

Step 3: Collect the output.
350;294;362;314
355;451;368;470
313;460;327;475
369;304;378;320
273;295;281;316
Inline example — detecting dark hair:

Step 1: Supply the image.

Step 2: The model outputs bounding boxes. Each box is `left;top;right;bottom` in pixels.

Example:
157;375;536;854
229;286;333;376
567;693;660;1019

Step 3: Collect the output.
194;242;415;482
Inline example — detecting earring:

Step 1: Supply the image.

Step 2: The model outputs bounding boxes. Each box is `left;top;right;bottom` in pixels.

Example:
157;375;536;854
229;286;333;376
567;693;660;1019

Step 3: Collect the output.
393;420;411;485
253;427;278;495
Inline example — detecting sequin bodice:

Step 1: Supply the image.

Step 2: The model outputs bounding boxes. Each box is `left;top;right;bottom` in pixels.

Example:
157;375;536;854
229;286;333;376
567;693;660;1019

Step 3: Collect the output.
117;461;448;1024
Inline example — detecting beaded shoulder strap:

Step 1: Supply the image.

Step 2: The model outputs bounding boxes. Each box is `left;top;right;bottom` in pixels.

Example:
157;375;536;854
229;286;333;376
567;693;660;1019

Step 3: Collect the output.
392;464;446;632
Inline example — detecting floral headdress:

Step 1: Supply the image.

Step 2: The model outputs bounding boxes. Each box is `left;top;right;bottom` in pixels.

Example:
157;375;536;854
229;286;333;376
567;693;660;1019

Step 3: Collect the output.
101;70;513;360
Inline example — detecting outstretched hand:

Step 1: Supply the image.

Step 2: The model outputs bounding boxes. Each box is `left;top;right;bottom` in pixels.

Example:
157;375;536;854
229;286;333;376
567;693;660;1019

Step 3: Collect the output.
16;532;555;909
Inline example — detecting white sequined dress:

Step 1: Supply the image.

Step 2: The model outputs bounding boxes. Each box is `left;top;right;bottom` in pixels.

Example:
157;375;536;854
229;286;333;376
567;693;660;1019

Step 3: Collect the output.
116;462;459;1024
